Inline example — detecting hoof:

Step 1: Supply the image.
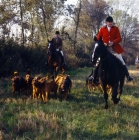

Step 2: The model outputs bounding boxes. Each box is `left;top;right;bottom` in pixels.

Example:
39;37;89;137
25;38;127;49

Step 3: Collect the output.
44;101;48;104
43;100;48;103
113;98;119;104
104;105;108;109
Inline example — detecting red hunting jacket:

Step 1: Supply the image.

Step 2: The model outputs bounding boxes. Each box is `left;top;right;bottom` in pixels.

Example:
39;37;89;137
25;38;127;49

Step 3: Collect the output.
97;25;124;54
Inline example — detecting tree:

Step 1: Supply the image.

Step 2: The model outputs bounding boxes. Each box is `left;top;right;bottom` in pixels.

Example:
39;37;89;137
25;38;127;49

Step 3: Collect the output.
76;0;110;53
107;0;139;61
33;0;67;44
0;0;16;38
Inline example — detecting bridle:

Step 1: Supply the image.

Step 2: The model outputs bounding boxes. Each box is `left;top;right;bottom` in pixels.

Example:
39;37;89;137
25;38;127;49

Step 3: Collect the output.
93;43;110;63
48;42;57;54
100;53;110;62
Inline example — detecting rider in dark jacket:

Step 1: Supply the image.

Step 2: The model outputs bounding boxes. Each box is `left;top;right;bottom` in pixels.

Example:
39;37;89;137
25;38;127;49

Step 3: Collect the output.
46;31;66;67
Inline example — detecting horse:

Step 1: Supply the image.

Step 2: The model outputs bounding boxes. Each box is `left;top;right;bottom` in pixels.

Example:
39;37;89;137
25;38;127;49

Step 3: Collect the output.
47;40;65;79
92;38;125;109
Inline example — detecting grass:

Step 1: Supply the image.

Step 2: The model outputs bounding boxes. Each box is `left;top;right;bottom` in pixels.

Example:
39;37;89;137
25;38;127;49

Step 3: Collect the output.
0;66;139;140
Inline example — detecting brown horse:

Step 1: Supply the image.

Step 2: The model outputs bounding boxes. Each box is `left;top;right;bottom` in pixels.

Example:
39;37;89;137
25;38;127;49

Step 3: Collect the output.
47;40;65;79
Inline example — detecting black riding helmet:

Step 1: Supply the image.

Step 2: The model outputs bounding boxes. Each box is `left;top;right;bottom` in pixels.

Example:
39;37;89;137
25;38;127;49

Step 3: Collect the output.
106;16;113;22
55;31;60;34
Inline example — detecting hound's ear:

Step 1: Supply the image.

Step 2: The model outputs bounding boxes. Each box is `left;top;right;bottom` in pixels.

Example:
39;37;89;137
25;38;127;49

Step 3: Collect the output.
47;39;50;43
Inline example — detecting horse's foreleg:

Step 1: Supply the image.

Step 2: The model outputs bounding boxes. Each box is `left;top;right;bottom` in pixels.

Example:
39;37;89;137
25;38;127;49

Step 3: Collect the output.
104;91;108;109
119;76;125;101
102;84;108;109
50;68;54;80
54;91;57;99
62;67;65;74
12;89;15;96
55;67;59;78
18;90;20;96
112;83;119;104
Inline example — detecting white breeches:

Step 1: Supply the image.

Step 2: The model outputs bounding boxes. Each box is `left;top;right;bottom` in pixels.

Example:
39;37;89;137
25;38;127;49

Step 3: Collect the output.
113;53;125;65
92;43;125;65
107;47;125;65
56;49;64;56
60;50;64;56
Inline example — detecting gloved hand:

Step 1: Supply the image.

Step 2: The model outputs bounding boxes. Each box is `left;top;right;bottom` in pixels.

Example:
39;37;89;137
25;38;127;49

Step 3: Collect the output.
108;42;113;47
104;43;107;46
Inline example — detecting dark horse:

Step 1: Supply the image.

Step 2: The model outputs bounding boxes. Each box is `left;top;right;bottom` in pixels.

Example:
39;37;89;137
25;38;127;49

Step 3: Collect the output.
92;38;125;109
47;40;64;78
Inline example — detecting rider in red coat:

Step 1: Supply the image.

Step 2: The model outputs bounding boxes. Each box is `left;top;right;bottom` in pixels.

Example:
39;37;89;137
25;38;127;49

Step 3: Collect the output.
97;24;124;54
89;16;133;84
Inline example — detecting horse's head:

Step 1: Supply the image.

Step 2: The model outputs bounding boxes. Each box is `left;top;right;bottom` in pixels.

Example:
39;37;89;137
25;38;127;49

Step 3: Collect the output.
92;36;106;65
47;39;56;52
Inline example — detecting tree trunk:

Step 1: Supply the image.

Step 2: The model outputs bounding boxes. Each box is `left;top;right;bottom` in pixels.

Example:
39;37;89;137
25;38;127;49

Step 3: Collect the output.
19;0;24;46
74;0;82;50
40;1;48;40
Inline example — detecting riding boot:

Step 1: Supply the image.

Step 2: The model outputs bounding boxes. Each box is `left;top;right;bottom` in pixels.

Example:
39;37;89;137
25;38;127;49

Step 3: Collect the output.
123;65;133;81
88;63;100;85
45;52;50;66
45;60;48;66
61;55;64;65
62;55;66;66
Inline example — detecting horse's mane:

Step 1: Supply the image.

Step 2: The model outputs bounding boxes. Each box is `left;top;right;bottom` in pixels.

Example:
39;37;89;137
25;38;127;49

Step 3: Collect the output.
94;36;103;43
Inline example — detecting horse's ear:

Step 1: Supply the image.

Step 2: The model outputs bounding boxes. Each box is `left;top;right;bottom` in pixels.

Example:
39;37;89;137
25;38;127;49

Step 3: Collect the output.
51;39;54;42
100;36;103;42
94;36;103;43
94;36;98;42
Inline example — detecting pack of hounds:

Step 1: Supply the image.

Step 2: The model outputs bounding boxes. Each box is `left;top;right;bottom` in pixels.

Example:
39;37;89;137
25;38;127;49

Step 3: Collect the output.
11;69;72;102
11;69;112;102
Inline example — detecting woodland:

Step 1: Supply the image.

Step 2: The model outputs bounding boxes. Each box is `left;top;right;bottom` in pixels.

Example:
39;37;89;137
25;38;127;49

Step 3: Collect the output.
0;0;139;76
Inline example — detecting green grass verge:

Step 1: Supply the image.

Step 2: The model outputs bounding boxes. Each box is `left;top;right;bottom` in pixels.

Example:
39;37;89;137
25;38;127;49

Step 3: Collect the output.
0;67;139;140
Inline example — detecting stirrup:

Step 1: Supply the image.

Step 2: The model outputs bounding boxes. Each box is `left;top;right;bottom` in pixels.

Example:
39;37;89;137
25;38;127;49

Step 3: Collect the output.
62;63;66;69
62;63;66;66
88;75;94;80
92;80;100;86
45;62;48;66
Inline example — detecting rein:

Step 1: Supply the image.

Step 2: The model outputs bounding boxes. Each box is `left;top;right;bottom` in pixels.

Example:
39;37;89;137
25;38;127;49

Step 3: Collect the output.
94;44;111;70
100;51;111;71
94;52;109;62
100;53;110;62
